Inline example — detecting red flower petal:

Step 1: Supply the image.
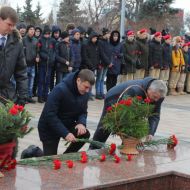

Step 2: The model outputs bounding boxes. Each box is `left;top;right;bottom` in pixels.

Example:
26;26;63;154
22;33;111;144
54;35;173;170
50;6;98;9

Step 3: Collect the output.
80;155;88;163
144;98;151;103
136;96;142;101
9;106;19;115
66;160;74;168
114;155;121;163
127;154;132;161
100;154;106;162
53;159;61;170
106;106;112;112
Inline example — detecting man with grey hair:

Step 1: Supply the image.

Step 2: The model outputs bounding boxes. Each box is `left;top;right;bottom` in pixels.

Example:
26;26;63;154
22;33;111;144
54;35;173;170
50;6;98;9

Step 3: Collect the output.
89;77;167;149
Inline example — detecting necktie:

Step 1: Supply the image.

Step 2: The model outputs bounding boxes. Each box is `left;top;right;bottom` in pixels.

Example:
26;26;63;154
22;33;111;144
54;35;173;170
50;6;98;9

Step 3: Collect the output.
0;36;6;48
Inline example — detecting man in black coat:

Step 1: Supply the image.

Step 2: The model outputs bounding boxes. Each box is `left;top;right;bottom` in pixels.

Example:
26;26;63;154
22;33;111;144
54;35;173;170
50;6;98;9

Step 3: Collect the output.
89;77;167;149
0;6;28;104
38;69;95;156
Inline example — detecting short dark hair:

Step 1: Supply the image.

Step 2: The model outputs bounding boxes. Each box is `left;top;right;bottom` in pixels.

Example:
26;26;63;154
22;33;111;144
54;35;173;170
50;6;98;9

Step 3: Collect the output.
0;6;18;23
78;69;95;85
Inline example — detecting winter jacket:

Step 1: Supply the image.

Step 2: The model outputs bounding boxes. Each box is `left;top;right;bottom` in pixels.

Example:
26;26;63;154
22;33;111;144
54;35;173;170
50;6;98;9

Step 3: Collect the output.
38;36;56;67
70;38;81;70
98;38;112;67
171;47;185;72
182;51;189;73
38;71;89;141
148;39;163;68
22;35;38;66
108;30;123;75
0;29;28;101
81;32;100;71
104;77;164;136
55;41;71;73
162;42;172;69
136;37;149;70
122;39;138;74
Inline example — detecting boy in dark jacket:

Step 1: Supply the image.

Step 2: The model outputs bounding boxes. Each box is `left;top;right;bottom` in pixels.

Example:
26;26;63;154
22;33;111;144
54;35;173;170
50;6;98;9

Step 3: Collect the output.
56;31;72;84
149;32;163;79
160;35;172;84
38;69;95;156
23;25;39;103
37;26;56;103
136;29;149;79
106;30;123;91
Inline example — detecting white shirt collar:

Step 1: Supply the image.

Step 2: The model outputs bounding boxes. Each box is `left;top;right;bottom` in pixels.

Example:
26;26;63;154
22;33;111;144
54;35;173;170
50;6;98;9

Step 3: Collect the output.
0;34;8;45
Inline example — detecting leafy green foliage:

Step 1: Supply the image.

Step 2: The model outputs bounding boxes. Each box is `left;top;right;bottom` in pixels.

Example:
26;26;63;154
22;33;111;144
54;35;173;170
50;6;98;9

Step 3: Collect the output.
0;102;33;144
102;96;155;139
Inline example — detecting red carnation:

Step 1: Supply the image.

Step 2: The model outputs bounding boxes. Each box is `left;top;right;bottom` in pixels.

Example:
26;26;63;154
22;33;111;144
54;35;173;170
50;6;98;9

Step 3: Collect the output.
168;135;178;149
109;143;116;155
10;159;17;169
136;96;142;101
127;154;132;161
144;98;151;103
81;151;87;157
9;106;19;115
106;106;112;112
125;99;132;106
66;160;74;168
99;154;106;162
119;100;126;105
80;155;88;163
53;159;61;170
114;155;121;163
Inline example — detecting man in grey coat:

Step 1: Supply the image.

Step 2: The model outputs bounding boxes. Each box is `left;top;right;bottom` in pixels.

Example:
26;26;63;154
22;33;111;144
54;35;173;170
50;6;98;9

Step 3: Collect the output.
0;6;28;104
89;77;167;149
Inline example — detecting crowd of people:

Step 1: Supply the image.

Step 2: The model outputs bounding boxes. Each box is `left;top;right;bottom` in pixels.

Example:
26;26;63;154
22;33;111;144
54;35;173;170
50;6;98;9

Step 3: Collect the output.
17;22;190;104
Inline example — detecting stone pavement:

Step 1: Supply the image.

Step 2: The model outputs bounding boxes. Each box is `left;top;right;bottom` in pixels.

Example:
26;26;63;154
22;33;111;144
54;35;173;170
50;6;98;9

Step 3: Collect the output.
17;94;190;159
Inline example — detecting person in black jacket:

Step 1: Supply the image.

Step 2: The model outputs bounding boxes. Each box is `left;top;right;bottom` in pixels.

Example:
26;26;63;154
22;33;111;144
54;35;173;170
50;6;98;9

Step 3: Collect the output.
38;69;95;156
0;6;28;105
148;32;163;79
160;35;172;84
56;31;72;84
89;77;167;149
37;26;56;103
23;25;39;103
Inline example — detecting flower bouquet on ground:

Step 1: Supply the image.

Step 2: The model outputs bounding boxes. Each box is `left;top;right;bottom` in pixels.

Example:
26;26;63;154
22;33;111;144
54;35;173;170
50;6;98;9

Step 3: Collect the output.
102;86;154;155
0;97;32;172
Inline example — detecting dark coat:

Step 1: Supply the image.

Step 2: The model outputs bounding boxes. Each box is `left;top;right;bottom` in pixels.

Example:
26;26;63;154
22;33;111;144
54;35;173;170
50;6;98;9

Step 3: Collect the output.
98;38;112;67
122;39;139;74
0;29;28;101
38;71;89;141
81;32;100;71
70;38;81;70
55;41;71;73
104;77;164;136
136;37;149;70
108;30;123;75
149;39;163;68
22;35;38;66
162;42;172;69
38;36;56;67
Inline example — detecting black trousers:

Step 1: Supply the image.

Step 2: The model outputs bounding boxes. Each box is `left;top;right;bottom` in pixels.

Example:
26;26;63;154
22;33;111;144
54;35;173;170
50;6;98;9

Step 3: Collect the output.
106;74;118;92
42;128;90;156
89;105;111;150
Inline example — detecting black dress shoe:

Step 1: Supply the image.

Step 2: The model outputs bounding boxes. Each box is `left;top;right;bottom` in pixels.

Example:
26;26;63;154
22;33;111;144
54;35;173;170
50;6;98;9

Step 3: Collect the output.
27;97;36;103
38;97;44;103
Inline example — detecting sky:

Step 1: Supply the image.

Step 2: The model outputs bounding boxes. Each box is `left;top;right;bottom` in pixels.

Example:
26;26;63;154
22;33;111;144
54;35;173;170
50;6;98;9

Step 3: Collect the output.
8;0;190;19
